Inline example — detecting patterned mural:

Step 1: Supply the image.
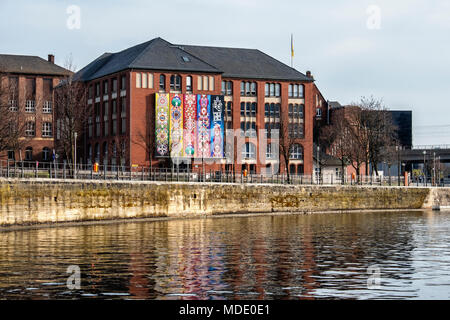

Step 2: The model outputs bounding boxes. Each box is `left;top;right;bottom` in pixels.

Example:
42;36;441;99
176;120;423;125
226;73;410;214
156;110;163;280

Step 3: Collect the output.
197;94;211;158
155;93;169;157
155;94;222;159
169;94;184;158
210;95;225;158
183;94;197;157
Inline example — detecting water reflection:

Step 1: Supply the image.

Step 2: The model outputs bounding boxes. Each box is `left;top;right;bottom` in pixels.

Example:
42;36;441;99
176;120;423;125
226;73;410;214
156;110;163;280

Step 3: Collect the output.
0;210;449;299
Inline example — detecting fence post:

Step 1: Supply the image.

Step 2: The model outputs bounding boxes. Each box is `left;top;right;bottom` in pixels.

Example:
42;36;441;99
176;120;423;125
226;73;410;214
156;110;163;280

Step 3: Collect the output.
63;162;66;179
116;166;119;180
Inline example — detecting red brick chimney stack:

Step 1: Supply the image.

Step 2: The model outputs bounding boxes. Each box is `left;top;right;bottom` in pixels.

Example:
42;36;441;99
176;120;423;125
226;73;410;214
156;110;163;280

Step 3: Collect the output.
48;54;55;64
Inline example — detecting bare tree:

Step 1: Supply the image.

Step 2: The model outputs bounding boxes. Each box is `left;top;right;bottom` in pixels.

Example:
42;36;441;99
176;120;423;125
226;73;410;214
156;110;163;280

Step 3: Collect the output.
319;108;351;183
0;73;29;158
357;96;398;176
278;117;296;183
54;57;88;168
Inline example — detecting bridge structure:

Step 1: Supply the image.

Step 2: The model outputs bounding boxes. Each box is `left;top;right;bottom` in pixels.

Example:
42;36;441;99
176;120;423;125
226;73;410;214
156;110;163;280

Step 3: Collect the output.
400;145;450;164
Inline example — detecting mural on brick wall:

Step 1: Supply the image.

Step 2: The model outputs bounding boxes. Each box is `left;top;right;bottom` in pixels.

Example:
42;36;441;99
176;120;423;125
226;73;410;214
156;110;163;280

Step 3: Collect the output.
169;94;184;158
155;93;169;157
210;95;225;158
155;94;224;158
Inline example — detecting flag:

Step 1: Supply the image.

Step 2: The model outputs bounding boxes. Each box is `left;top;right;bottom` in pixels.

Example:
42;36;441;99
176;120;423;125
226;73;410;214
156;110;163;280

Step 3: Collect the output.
291;34;294;58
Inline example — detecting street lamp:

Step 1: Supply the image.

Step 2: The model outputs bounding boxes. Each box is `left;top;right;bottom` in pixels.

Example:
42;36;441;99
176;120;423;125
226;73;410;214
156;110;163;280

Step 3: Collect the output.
74;132;77;179
317;145;320;184
423;150;426;186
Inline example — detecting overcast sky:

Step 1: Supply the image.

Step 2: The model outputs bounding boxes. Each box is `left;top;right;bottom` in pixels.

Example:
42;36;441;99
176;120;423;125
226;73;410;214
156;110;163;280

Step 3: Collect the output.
1;0;449;146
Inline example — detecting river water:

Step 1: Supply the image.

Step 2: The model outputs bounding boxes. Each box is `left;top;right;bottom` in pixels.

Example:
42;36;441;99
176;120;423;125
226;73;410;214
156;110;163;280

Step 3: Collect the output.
0;210;449;300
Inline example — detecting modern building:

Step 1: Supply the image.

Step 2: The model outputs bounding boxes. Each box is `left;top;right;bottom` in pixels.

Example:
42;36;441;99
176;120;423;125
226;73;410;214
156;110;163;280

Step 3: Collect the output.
74;37;327;175
0;54;71;162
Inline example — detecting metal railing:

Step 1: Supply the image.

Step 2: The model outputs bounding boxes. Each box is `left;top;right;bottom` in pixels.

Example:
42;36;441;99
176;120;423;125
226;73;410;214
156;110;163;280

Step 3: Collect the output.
0;160;448;187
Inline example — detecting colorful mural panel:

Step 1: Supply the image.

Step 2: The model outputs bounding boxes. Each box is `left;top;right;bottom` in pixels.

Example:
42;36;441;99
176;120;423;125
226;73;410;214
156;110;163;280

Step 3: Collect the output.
197;94;211;158
169;94;184;158
210;95;225;158
183;94;197;157
155;93;169;157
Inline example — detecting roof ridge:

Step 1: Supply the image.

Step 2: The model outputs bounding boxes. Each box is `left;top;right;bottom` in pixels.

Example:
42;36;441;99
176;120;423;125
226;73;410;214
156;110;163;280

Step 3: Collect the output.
179;43;258;51
176;45;222;73
127;37;159;68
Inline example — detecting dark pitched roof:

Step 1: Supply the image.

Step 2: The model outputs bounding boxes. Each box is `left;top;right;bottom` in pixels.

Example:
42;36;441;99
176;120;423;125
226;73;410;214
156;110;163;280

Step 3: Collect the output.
76;38;220;81
75;37;314;82
179;44;313;82
328;101;343;110
0;54;71;76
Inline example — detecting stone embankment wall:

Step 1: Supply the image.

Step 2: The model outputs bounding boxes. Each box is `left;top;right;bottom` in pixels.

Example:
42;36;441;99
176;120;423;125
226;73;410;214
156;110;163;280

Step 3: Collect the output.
0;179;448;227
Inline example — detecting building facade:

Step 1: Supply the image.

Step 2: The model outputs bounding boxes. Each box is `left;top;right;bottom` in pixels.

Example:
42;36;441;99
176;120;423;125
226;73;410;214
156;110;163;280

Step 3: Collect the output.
75;38;327;175
0;54;71;162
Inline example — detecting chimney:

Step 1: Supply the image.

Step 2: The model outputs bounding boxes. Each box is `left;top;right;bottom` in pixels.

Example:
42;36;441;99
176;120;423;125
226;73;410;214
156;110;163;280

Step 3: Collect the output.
48;54;55;64
306;70;313;79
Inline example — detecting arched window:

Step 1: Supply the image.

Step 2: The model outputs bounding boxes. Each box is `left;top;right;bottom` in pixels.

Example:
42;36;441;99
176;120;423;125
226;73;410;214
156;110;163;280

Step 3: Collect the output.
87;144;92;163
25;147;33;161
42;147;50;161
170;74;181;91
159;74;166;91
289;144;303;160
186;76;192;91
299;84;304;98
95;143;100;162
103;141;108;165
242;142;256;159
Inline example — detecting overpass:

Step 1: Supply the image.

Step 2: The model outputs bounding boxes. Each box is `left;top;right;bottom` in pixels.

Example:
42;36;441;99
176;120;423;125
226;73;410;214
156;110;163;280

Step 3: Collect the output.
400;145;450;163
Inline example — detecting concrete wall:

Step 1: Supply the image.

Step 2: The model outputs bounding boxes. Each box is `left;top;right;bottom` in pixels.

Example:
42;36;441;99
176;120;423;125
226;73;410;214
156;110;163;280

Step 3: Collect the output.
0;178;448;227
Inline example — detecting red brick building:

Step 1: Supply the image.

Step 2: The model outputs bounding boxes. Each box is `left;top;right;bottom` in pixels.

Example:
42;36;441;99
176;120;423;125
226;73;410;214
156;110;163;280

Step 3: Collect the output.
0;54;71;162
75;38;327;175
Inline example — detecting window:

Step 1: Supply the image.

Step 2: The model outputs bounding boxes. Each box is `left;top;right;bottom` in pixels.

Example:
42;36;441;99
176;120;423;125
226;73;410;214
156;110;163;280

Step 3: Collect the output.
148;73;154;89
226;81;232;95
266;143;276;159
25;100;35;113
270;83;275;97
121;76;126;91
43;101;52;113
209;76;214;91
42;122;52;137
242;143;256;159
241;81;257;96
104;102;109;137
88;117;93;138
203;76;209;91
121;97;127;134
186;76;192;91
159;74;166;90
316;108;322;117
170;75;181;91
289;144;303;160
95;83;100;97
221;81;233;95
88;86;93;99
265;83;269;97
25;122;35;136
289;84;304;98
275;84;281;97
142;73;148;88
112;79;117;93
136;73;142;88
103;142;108;164
95;143;100;162
42;147;50;161
103;80;109;94
198;76;203;91
9;100;18;112
7;151;15;161
25;147;33;161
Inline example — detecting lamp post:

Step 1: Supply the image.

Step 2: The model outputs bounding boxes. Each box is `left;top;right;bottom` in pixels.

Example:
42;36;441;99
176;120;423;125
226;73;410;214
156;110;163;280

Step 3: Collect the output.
74;132;77;179
423;150;427;186
317;145;320;184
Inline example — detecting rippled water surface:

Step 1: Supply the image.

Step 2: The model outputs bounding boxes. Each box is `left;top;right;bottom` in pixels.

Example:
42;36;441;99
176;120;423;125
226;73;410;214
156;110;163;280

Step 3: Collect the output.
1;210;449;299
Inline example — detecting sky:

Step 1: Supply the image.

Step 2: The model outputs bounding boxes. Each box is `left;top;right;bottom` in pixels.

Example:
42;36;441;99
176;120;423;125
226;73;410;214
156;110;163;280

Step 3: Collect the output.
1;0;449;146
